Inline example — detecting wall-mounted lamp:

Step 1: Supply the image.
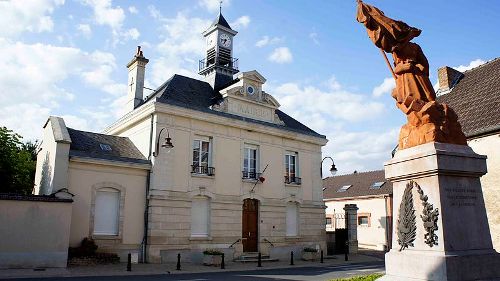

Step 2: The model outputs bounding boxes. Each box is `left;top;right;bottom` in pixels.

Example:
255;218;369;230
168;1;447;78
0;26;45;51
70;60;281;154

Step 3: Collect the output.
153;128;174;157
321;156;337;178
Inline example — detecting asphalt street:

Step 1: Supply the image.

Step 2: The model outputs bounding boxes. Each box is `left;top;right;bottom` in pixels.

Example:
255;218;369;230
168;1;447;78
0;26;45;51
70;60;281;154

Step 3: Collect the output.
6;261;384;281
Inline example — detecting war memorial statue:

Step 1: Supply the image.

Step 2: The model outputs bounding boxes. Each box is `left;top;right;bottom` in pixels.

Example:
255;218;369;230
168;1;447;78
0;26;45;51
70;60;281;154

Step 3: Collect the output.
356;1;500;280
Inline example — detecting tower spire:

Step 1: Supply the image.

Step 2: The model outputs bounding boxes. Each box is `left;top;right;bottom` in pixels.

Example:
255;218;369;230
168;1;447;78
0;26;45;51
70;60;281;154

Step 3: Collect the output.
219;0;222;14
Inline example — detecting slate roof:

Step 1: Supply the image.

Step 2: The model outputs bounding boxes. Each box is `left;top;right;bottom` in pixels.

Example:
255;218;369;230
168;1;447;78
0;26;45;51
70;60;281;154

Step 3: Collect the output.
67;128;149;165
142;74;325;138
323;170;392;200
212;13;232;30
437;58;500;138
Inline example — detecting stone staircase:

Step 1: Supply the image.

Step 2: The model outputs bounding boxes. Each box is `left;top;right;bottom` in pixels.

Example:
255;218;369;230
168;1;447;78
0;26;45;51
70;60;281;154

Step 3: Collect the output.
233;252;279;263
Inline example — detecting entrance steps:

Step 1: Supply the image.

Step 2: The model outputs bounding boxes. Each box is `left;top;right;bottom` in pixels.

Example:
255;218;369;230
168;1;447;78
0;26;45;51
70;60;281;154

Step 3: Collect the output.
234;252;279;262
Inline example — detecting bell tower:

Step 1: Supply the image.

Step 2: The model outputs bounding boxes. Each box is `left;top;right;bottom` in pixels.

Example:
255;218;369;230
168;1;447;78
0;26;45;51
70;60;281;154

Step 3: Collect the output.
198;11;238;90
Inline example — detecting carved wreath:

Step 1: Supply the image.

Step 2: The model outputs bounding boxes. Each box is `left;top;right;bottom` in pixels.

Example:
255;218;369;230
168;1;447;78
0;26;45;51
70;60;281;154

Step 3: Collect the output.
416;184;439;247
397;181;417;251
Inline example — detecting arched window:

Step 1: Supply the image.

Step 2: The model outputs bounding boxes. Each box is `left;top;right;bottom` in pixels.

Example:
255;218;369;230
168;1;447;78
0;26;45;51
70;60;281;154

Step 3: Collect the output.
286;202;299;237
94;188;120;235
191;196;210;238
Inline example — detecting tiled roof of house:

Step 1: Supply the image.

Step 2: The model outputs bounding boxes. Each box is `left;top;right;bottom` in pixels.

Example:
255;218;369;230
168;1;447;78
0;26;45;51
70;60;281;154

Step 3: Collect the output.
67;128;149;165
142;74;324;138
323;170;392;200
437;58;500;138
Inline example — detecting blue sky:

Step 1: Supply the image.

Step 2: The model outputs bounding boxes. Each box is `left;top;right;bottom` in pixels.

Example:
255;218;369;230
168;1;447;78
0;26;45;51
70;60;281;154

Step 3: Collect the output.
0;0;498;175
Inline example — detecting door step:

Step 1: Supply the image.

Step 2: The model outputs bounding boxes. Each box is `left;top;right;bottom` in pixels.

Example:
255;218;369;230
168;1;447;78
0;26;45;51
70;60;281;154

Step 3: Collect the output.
234;253;279;262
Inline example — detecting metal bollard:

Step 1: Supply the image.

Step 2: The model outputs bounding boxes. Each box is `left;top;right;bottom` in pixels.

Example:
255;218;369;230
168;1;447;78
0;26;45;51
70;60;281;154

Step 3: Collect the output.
176;253;181;270
257;252;262;267
127;253;131;271
290;251;294;265
221;253;225;269
320;250;324;263
345;241;349;261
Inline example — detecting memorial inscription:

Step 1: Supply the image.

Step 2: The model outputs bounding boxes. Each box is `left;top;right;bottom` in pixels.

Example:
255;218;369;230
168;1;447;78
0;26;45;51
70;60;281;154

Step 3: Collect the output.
445;185;479;207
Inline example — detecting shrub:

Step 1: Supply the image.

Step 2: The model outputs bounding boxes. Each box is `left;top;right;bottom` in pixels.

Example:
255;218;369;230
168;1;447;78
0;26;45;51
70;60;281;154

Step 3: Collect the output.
68;237;98;258
331;273;383;281
203;249;224;256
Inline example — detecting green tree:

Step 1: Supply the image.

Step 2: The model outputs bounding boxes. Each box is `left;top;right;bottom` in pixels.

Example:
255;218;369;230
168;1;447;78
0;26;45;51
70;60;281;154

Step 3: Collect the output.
0;127;37;195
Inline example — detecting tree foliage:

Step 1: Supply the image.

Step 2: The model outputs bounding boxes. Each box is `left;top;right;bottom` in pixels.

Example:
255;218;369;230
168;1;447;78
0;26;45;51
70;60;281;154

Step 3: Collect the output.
0;127;37;195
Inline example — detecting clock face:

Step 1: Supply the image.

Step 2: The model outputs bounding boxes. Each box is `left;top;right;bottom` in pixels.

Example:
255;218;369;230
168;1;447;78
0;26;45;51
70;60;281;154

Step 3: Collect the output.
219;33;231;48
247;86;255;95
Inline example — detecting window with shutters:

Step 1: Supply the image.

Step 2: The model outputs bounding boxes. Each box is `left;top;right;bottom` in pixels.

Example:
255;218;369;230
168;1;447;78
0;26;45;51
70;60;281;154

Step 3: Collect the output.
191;196;210;238
93;188;120;235
286;202;299;237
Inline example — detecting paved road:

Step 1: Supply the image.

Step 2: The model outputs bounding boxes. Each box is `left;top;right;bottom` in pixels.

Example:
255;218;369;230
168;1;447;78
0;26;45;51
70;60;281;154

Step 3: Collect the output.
9;261;384;281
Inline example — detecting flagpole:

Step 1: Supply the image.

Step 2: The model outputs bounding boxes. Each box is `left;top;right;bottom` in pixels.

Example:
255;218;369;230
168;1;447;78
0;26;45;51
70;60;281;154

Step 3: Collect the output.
380;48;397;80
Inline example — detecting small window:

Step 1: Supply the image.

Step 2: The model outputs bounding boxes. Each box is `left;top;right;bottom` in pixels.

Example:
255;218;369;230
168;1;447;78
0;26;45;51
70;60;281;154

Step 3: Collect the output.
370;181;385;189
358;213;371;227
192;138;212;174
243;144;258;179
326;217;332;225
284;152;299;183
337;185;352;192
99;143;112;151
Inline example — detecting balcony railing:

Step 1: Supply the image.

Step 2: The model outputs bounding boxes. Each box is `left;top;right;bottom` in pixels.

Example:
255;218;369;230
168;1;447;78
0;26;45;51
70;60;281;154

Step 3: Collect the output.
284;176;302;185
242;171;262;180
191;165;215;176
199;58;239;72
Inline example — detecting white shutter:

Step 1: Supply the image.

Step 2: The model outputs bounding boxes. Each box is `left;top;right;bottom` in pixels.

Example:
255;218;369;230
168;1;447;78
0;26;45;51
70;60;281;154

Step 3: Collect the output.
286;203;298;236
191;197;209;237
94;189;120;235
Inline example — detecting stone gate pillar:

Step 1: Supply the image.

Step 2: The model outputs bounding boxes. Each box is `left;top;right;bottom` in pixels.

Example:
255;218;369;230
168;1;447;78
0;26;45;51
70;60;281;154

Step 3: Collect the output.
344;204;358;254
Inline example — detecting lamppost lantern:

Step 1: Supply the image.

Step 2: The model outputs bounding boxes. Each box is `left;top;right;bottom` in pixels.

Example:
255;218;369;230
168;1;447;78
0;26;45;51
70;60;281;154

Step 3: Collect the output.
153;128;174;157
329;163;338;176
321;156;337;178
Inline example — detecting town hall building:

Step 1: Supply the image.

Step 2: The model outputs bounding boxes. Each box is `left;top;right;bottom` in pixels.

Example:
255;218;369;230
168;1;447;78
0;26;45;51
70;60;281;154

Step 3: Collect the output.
34;12;328;263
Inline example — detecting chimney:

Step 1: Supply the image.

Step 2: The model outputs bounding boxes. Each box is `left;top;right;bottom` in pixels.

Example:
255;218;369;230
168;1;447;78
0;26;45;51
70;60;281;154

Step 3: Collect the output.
437;66;462;93
126;46;149;112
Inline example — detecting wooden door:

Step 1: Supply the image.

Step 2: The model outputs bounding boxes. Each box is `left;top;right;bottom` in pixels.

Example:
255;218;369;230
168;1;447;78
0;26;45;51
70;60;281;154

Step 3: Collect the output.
242;199;258;252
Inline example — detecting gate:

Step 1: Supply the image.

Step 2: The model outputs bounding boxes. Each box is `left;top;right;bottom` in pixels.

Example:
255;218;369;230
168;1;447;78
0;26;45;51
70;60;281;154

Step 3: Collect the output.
334;213;348;254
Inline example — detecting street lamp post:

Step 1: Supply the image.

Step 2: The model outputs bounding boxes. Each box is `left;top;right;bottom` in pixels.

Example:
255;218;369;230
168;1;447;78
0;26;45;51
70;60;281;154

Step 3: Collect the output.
321;156;337;178
153;128;174;157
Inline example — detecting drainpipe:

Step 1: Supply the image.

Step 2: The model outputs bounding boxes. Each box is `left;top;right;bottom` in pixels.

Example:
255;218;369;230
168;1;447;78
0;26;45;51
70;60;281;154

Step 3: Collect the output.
142;113;155;263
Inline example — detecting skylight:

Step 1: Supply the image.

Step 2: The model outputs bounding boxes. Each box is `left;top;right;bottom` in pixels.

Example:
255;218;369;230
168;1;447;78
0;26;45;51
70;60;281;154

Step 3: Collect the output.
99;144;112;151
337;185;352;192
370;181;385;189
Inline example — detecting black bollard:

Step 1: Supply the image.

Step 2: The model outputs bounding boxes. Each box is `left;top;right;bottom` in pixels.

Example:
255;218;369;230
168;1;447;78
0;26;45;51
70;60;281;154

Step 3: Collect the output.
344;241;349;261
176;253;181;270
257;252;262;267
127;253;131;271
290;251;294;265
320;250;324;263
221;253;225;269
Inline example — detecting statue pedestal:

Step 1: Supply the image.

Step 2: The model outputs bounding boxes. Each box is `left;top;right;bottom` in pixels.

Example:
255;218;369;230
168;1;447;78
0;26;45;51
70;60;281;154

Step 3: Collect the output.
381;142;500;281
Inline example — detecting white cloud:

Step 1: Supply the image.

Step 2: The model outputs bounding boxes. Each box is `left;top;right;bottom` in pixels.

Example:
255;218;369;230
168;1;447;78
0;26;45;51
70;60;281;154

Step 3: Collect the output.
230;16;250;29
0;41;125;139
454;59;486;72
309;32;319;45
372;77;395;97
122;28;140;40
255;36;283;48
78;24;92;38
128;6;138;14
0;0;64;38
198;0;231;13
147;8;211;86
268;47;293;64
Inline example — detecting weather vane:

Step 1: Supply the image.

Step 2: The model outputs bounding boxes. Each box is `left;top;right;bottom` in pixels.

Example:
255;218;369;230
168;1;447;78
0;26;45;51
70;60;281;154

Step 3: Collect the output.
219;0;222;13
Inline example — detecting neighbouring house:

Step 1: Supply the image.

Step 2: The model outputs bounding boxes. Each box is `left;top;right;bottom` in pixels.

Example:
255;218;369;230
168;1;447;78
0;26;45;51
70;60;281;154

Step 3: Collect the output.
436;57;500;251
323;170;393;251
34;12;328;263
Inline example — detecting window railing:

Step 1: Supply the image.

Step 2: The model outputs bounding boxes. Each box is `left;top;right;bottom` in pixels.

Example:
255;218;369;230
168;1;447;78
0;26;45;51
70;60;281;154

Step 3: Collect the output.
199;57;239;72
284;176;301;185
242;171;261;180
191;165;215;176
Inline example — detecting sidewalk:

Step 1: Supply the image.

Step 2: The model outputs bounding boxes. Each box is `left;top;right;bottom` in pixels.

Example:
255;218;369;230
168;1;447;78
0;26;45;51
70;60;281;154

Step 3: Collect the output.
0;254;382;279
